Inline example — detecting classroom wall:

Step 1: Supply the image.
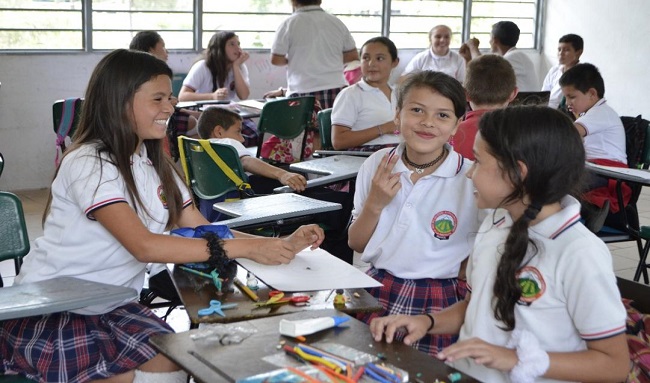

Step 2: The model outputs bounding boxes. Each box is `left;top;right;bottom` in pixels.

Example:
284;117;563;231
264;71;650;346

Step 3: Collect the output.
0;0;648;191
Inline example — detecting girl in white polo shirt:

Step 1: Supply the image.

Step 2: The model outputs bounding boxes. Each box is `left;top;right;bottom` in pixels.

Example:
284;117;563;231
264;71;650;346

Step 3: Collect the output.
370;106;628;383
0;49;324;383
349;70;481;356
331;36;401;152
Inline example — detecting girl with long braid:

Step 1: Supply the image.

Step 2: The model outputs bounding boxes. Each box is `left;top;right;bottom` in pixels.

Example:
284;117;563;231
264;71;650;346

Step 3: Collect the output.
370;106;629;383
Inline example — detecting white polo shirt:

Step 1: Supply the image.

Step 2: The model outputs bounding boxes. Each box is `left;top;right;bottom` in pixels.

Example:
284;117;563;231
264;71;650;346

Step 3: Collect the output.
353;144;481;279
271;5;356;94
208;137;250;158
541;64;564;109
503;48;538;91
576;98;627;163
16;143;193;315
402;49;466;83
453;196;626;382
331;79;400;147
183;59;250;101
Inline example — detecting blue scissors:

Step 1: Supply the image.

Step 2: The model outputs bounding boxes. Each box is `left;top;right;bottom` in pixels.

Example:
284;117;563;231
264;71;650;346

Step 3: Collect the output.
198;300;238;317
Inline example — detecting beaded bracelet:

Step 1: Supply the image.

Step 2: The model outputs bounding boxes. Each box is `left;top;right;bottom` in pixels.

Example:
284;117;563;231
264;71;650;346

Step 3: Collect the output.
424;313;435;332
203;232;230;273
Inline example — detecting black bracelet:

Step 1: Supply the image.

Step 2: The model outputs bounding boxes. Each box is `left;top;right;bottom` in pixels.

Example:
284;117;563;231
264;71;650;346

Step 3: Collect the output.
424;313;435;332
203;232;230;273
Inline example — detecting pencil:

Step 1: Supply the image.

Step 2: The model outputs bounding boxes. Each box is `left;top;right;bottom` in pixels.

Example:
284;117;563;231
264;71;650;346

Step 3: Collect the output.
233;277;259;302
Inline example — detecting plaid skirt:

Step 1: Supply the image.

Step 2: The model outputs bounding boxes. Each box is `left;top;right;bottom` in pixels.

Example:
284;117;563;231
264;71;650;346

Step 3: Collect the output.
0;302;173;383
357;267;467;356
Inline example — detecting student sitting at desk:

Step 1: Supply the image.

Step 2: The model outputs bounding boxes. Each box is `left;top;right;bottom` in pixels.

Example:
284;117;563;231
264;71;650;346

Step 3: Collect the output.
0;49;324;383
179;31;258;147
370;107;629;383
348;71;481;356
541;34;583;109
196;107;307;221
400;25;465;83
331;37;401;152
559;63;628;232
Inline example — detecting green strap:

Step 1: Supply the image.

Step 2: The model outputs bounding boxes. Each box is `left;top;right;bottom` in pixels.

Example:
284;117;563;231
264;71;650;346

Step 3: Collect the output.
197;140;253;193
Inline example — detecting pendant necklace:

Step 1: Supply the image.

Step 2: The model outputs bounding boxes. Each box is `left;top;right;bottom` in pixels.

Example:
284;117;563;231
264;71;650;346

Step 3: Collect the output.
402;147;447;174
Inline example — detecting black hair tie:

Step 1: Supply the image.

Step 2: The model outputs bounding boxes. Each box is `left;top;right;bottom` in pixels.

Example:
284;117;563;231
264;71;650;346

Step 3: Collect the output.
203;232;231;273
524;203;542;221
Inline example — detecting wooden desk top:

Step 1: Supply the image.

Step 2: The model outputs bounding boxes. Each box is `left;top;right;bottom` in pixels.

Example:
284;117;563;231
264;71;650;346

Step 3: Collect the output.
150;309;480;383
171;265;381;326
0;277;137;320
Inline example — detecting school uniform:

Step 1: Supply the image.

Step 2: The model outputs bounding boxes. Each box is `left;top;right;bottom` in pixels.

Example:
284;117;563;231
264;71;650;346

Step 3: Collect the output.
271;5;356;96
402;49;466;83
453;195;626;382
183;60;250;101
576;98;627;164
541;64;564;109
503;47;538;91
1;143;193;382
331;79;400;147
353;143;481;355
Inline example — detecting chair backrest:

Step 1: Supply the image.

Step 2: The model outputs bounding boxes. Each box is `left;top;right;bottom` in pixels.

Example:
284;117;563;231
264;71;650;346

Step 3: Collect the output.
318;108;333;150
255;96;315;161
621;115;650;169
172;73;187;98
509;91;550;107
177;137;251;200
641;118;650;169
0;191;30;265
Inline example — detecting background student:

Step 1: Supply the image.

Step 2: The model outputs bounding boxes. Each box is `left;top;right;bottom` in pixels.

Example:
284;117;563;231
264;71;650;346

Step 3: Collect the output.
370;106;628;383
460;21;538;91
270;0;358;109
400;25;465;83
452;54;517;160
0;49;324;383
349;71;481;356
542;34;584;109
331;37;401;151
559;62;628;232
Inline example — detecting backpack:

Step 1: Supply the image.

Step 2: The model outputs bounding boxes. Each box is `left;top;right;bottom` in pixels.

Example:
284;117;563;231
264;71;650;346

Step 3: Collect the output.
621;115;649;168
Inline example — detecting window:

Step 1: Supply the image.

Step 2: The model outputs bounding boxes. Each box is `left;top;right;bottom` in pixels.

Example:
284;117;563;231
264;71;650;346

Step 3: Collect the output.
0;0;542;51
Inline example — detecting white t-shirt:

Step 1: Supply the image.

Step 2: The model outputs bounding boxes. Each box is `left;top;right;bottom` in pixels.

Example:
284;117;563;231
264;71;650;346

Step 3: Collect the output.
183;59;250;101
271;5;356;94
541;64;564;109
454;196;626;382
331;79;400;147
353;144;481;279
208;137;250;158
16;143;192;315
576;98;627;163
402;49;466;83
503;48;538;92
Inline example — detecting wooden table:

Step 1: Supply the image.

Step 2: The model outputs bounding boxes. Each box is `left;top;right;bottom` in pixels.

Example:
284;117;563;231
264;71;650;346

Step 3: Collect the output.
213;193;341;229
274;155;367;193
170;265;381;327
0;277;138;320
150;309;480;383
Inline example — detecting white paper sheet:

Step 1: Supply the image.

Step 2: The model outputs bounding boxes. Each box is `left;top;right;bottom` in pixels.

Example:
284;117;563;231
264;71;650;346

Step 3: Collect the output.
236;248;381;292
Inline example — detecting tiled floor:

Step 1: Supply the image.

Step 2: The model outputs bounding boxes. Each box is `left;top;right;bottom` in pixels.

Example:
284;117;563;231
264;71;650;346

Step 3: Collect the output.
2;187;649;332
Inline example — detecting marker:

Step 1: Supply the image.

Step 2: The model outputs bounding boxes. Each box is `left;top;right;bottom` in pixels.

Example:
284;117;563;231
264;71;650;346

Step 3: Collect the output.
233;277;259;302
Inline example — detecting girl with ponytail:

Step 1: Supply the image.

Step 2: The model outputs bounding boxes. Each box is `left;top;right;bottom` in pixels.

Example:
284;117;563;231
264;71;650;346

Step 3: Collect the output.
370;106;629;383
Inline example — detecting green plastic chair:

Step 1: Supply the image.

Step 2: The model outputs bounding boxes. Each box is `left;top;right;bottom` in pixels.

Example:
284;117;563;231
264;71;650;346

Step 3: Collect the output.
178;137;252;200
317;108;333;150
172;72;187;98
255;96;315;163
0;192;30;289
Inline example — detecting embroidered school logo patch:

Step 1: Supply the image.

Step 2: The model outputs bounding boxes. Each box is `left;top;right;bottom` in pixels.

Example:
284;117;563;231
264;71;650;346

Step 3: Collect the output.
158;185;168;209
431;210;457;240
517;266;546;304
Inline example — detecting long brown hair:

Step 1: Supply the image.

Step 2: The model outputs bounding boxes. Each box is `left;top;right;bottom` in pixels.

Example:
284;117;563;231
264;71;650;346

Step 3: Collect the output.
205;31;237;92
44;49;185;230
478;106;586;330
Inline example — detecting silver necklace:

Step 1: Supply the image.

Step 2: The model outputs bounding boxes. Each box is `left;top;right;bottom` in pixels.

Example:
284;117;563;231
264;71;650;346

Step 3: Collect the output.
402;147;447;174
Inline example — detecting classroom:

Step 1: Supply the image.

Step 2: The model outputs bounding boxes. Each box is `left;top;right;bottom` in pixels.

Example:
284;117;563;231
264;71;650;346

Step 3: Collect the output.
1;0;650;382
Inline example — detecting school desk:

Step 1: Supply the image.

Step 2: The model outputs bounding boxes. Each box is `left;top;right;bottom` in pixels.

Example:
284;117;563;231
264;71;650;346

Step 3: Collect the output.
314;149;373;157
169;264;381;328
150;309;480;383
0;276;138;320
213;193;341;229
273;155;367;193
176;100;263;119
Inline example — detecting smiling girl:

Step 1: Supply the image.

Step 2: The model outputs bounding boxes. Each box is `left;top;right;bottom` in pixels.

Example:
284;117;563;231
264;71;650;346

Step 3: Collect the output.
401;25;465;83
331;37;401;151
0;49;324;383
349;70;481;356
